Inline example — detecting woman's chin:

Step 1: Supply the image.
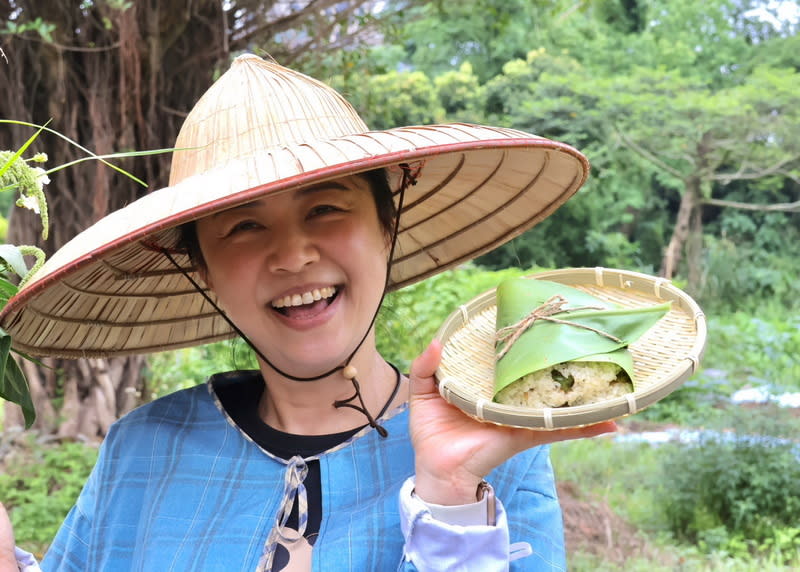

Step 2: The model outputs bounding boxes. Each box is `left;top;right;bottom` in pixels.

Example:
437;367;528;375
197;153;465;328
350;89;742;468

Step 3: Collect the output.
259;348;352;380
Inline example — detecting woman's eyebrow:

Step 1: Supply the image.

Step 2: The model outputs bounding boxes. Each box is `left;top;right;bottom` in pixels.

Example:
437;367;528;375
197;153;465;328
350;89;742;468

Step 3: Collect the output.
211;182;354;219
295;181;353;198
211;200;263;218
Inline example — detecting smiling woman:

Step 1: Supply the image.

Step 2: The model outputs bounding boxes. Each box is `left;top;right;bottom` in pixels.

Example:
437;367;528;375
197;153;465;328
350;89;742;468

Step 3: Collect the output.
0;54;613;572
194;174;392;386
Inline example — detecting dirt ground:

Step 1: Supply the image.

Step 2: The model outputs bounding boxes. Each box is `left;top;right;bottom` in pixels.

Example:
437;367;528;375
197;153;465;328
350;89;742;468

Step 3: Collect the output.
558;480;657;565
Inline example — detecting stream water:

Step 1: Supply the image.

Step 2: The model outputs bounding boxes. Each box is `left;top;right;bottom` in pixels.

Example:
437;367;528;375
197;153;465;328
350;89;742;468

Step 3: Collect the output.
614;386;800;460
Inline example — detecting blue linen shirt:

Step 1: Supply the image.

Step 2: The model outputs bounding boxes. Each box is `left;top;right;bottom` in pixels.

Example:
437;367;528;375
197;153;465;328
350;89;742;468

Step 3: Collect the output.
42;375;566;571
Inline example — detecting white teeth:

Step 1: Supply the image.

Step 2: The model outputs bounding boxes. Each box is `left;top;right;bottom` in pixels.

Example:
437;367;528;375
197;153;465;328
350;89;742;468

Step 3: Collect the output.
272;287;336;308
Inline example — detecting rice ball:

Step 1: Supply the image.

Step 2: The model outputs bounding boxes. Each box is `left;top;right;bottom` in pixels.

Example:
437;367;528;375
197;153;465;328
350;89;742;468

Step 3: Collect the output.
495;361;632;408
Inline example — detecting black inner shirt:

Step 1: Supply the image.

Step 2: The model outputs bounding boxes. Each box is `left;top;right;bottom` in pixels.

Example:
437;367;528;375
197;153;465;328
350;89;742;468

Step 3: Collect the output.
213;372;362;541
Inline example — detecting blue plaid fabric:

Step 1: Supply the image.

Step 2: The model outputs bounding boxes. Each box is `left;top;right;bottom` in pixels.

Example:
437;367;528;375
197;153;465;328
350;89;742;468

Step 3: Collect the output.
42;374;566;571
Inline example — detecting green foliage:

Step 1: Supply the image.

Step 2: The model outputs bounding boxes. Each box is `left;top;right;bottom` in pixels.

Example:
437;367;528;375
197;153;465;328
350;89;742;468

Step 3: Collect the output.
551;436;665;527
2;17;56;43
655;410;800;551
400;0;541;82
376;264;535;371
145;340;258;399
332;70;445;130
0;438;98;555
482;48;596;144
0;330;34;428
433;62;484;122
0;144;47;428
704;311;800;392
553;412;800;569
640;303;800;424
320;0;800;282
697;236;800;315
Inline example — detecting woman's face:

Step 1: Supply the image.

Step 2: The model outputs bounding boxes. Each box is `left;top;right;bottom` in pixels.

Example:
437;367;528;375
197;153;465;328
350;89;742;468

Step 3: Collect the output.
195;175;390;377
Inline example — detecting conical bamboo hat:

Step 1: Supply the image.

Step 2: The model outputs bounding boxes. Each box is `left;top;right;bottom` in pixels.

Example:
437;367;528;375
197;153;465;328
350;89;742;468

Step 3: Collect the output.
0;54;589;358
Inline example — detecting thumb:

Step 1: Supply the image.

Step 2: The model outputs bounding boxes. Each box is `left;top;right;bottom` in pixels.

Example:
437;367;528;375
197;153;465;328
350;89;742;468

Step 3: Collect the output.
409;339;443;397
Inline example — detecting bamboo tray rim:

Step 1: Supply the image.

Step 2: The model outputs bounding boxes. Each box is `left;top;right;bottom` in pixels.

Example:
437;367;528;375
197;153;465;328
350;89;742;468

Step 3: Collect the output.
434;267;707;430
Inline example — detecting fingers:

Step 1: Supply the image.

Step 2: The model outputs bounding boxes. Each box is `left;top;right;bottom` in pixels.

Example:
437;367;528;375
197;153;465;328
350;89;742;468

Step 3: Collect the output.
531;420;618;446
408;339;442;397
0;503;17;572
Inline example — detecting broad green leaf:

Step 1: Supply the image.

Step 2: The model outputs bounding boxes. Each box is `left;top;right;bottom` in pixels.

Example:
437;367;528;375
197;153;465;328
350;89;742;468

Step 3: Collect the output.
0;277;18;302
494;278;670;396
0;330;35;428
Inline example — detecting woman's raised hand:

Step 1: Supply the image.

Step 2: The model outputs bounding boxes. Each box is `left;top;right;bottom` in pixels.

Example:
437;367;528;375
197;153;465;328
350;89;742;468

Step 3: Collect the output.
0;504;18;572
408;340;616;506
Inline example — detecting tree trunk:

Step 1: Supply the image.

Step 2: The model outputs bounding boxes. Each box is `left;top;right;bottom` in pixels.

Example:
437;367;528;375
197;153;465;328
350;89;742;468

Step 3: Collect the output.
3;356;144;440
660;178;700;280
1;0;399;438
686;197;704;293
0;0;224;438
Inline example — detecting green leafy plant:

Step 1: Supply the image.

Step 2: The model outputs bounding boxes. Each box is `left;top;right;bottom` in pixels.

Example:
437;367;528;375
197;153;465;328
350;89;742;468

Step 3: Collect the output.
145;340;259;399
0;120;177;427
0;437;98;557
0;122;52;427
655;410;800;553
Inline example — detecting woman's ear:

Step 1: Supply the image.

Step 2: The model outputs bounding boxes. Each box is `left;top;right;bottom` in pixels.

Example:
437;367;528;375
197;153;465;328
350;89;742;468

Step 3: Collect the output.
197;265;213;290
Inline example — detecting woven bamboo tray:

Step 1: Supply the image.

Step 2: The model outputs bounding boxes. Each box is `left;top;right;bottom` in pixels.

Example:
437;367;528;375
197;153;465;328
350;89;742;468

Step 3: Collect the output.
435;267;707;430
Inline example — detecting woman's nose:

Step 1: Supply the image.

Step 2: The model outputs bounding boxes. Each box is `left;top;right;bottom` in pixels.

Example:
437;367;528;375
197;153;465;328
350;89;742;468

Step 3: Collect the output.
266;227;319;273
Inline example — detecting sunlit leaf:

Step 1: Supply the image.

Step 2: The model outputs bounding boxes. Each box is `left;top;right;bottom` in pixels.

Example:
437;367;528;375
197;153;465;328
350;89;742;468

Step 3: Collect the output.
0;244;30;279
0;120;48;179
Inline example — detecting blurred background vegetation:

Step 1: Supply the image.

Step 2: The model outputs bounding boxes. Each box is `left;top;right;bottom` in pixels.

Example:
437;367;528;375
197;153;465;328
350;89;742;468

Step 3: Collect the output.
1;0;799;568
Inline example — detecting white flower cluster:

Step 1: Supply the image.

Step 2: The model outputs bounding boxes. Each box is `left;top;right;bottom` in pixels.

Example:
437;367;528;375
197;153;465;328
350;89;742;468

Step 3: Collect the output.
0;150;51;238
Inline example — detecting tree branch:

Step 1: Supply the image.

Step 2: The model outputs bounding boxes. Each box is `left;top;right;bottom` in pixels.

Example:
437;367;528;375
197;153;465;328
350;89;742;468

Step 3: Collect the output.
231;0;345;45
711;155;800;184
701;197;800;212
615;129;686;180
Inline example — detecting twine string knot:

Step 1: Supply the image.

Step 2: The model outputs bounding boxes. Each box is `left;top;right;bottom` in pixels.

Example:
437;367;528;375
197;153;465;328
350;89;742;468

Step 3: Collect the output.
495;294;623;360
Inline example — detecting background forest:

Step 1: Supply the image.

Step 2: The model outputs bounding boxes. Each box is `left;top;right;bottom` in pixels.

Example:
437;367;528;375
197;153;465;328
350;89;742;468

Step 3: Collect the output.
1;0;799;569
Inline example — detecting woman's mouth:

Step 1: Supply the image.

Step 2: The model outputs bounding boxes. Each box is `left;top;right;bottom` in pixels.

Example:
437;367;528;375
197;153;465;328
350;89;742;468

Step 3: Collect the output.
271;286;339;317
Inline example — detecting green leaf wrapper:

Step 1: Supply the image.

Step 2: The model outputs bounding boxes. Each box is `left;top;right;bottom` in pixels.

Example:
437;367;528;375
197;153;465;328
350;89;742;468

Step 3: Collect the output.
494;278;670;399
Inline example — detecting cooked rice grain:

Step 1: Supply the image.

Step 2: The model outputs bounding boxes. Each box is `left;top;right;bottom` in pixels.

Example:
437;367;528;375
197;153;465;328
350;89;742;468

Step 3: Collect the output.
495;361;632;408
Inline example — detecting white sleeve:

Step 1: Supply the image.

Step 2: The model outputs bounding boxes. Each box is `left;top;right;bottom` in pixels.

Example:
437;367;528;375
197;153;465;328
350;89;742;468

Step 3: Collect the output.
15;546;42;572
398;477;532;572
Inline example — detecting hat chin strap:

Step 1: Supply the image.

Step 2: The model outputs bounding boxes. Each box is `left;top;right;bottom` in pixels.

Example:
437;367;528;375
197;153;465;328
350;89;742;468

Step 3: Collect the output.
163;165;417;438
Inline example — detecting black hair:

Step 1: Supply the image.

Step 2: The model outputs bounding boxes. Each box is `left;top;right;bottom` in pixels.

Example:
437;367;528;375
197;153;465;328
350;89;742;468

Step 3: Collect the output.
178;168;396;269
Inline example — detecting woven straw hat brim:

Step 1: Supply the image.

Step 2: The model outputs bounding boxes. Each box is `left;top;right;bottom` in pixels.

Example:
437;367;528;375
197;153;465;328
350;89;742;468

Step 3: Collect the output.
0;126;587;358
435;267;707;430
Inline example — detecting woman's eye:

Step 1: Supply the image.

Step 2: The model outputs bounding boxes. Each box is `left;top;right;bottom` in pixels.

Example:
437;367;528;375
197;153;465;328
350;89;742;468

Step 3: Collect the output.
308;204;341;217
225;220;260;236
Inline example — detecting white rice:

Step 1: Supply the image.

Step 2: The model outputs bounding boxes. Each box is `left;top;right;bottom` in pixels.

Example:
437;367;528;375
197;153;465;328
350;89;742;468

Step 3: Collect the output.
495;361;632;408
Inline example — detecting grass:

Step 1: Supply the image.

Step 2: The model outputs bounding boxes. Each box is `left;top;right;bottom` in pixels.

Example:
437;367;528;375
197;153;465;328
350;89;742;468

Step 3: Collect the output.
551;434;665;530
570;549;800;572
552;408;800;571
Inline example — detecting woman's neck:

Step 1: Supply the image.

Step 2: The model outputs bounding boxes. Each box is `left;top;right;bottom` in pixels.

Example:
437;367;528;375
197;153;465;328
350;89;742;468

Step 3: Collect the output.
256;348;404;435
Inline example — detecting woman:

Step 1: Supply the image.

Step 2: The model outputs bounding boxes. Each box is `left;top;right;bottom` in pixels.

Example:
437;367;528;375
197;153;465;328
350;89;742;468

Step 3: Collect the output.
1;54;614;571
